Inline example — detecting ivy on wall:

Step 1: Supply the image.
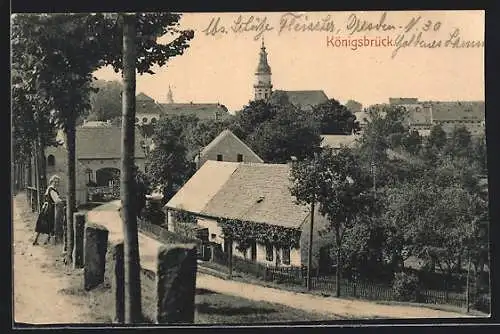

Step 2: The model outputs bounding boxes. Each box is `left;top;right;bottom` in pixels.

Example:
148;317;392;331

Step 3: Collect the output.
218;217;302;251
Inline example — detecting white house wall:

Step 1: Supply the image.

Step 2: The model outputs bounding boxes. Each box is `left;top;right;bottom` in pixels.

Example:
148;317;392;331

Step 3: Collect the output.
196;215;301;267
45;146;145;205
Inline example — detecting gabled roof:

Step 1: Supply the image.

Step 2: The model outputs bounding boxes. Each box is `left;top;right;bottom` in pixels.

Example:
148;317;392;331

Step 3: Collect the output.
136;92;155;101
159;103;230;120
72;127;146;159
166;161;311;229
320;135;359;149
166;161;240;213
426;101;484;122
199;129;264;162
272;90;328;110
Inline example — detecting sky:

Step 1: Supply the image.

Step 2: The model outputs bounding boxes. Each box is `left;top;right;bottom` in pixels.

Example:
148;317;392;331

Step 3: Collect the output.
93;10;484;113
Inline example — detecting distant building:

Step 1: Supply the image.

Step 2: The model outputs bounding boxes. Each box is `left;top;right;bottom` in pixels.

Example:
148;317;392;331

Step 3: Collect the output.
389;98;485;136
134;90;231;124
165;161;333;269
81;120;113;128
45;126;147;205
320;134;359;150
253;39;329;111
194;129;264;169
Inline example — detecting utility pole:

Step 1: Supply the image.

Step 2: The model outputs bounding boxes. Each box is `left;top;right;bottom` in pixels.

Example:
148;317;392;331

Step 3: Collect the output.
466;249;471;313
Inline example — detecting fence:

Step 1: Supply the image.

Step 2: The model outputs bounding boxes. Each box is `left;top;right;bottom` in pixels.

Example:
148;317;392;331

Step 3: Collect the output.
135;220;476;310
209;248;471;308
26;186;40;212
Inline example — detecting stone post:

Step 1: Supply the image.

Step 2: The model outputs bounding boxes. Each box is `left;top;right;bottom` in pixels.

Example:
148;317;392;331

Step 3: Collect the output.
84;223;109;291
113;242;125;323
156;244;197;324
72;212;86;269
54;203;64;244
167;210;176;232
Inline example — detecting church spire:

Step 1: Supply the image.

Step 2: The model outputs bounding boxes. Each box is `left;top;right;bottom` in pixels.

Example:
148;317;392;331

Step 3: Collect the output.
254;38;273;101
167;85;174;104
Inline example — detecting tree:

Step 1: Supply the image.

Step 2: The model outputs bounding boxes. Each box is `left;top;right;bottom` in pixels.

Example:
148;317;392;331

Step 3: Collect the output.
345;100;363;113
232;100;278;140
88;79;123;121
401;130;422;155
443;126;472;159
248;107;322;163
310;99;358;135
290;147;378;296
147;117;195;202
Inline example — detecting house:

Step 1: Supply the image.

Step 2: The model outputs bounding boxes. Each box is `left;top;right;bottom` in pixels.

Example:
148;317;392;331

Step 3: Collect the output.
194;129;264;169
165;161;333;269
45;126;147;205
320;134;359;150
134;91;232;124
389;98;485;137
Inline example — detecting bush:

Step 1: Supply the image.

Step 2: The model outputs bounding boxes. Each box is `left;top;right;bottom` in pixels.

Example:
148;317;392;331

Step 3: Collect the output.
393;271;420;302
473;293;490;314
141;201;166;226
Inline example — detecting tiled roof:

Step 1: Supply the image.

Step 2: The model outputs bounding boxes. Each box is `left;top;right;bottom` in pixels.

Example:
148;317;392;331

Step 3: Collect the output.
199;129;264;162
74;126;146;159
426;101;485;122
166;161;239;213
320;135;359;149
136;92;155;101
159;103;230;120
272;90;328;110
166;161;311;229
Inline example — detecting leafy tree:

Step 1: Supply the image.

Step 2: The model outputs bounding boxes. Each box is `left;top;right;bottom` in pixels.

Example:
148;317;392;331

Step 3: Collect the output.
443;126;472;159
401;130;422;155
88;79;123;121
310;99;358;135
248;107;322;163
290;147;378;296
345;100;363;113
232;100;278;140
147;117;195;202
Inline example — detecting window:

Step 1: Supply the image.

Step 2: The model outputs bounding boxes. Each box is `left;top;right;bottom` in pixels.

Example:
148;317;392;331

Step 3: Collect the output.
142;117;148;123
211;233;216;240
135;117;139;124
237;154;243;162
282;247;291;265
217;154;223;161
151;117;157;124
47;155;55;167
265;243;273;262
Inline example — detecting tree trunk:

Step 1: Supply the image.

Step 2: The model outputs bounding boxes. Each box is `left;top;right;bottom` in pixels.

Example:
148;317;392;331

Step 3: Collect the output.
121;13;142;323
38;133;48;194
33;142;41;212
65;122;76;264
335;226;341;297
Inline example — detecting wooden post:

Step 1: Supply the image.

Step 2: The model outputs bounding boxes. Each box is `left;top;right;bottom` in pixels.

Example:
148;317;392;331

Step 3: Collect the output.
73;212;86;268
113;242;125;324
307;201;315;291
227;238;233;279
156;244;197;324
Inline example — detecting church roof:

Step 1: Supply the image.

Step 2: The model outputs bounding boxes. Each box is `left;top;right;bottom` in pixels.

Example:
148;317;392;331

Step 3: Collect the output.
272;90;329;110
256;41;272;74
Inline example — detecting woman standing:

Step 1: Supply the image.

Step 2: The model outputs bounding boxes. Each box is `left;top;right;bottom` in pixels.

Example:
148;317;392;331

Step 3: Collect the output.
33;175;63;245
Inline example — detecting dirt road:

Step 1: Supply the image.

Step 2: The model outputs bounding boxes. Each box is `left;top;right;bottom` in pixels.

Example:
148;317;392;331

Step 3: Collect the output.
12;194;92;325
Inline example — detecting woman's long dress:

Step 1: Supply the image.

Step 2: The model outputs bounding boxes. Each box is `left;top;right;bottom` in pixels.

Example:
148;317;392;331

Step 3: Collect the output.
34;186;58;235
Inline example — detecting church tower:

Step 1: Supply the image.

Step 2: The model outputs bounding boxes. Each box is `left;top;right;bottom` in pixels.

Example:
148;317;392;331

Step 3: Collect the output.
166;85;174;104
254;38;273;101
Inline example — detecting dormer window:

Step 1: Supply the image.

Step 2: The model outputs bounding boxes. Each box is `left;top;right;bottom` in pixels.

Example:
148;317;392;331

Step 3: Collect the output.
217;154;223;161
237;154;243;162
